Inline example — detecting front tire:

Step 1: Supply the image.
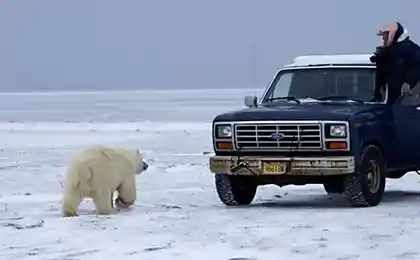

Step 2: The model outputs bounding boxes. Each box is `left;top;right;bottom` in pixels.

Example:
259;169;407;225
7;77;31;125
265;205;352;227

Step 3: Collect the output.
215;174;257;206
343;145;386;207
323;176;345;194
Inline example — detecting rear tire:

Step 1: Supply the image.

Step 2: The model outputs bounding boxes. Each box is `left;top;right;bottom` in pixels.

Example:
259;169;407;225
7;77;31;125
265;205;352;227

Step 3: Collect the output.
343;145;386;207
215;174;257;206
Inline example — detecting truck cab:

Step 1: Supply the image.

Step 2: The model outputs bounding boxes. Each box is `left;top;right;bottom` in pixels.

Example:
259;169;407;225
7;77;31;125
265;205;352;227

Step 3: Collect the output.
209;54;420;207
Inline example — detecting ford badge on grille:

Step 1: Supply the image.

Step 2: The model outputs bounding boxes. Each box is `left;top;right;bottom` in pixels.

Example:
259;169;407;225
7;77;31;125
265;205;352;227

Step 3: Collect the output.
270;132;285;140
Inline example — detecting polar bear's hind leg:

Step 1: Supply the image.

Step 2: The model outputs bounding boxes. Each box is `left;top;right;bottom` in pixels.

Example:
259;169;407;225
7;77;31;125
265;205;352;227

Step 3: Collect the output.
92;188;119;215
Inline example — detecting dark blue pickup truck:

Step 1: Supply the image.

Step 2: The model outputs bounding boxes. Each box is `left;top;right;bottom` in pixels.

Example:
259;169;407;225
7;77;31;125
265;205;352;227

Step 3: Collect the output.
209;54;420;207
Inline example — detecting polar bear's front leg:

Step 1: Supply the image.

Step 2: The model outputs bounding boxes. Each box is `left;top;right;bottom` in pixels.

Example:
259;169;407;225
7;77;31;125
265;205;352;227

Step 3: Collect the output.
61;193;82;217
92;188;119;215
116;176;136;208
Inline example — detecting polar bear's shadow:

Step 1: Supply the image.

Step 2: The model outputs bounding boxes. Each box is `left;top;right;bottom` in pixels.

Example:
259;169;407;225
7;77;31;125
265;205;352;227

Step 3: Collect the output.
74;208;133;217
75;196;134;217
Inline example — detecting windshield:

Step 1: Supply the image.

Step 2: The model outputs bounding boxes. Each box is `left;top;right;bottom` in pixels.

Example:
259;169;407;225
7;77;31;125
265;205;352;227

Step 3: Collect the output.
262;67;376;103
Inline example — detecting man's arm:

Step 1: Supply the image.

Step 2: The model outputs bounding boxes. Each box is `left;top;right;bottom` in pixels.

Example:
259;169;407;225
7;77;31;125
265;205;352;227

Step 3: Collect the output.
370;46;390;101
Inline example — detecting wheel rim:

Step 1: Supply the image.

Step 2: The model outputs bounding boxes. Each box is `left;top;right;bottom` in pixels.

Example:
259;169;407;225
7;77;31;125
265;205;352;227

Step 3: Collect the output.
367;159;380;193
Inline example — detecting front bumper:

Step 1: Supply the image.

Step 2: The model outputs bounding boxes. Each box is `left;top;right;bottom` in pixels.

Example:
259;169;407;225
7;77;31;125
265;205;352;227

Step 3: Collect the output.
209;155;355;176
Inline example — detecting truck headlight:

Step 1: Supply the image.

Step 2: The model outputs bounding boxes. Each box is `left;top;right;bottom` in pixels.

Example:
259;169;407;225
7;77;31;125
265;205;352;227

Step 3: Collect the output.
328;124;347;137
216;125;232;138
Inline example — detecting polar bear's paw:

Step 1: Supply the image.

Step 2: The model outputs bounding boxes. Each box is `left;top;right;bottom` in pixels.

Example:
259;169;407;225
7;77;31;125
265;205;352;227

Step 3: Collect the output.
62;208;78;218
115;197;133;208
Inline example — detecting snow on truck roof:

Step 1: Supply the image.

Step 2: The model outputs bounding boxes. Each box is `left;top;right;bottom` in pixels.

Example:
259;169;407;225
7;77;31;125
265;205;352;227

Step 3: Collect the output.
285;54;374;68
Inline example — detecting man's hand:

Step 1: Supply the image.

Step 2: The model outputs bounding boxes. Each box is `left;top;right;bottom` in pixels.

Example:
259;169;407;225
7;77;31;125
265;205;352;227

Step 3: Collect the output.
370;46;388;63
401;83;413;96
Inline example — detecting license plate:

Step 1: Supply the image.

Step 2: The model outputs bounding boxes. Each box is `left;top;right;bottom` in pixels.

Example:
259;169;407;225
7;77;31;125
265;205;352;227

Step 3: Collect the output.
262;162;286;174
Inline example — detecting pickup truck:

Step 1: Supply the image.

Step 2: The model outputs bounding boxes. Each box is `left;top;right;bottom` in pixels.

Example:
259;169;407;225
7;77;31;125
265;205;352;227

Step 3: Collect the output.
209;54;420;207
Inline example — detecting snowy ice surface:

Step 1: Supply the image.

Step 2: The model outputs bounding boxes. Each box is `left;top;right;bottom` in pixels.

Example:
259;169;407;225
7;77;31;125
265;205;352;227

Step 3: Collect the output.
1;89;420;260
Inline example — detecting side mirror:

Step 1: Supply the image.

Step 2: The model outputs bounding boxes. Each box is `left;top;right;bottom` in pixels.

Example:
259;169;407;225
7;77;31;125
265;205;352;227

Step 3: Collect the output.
244;96;258;108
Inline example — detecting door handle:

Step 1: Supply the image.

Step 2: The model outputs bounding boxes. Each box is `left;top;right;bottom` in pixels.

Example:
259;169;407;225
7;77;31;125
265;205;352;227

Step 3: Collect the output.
416;106;420;111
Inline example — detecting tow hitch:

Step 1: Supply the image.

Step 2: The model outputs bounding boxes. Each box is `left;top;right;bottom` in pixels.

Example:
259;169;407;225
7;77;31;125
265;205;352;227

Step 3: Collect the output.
229;158;258;175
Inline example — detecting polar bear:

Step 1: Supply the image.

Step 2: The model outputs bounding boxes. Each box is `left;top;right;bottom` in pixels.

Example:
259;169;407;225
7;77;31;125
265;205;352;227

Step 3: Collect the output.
61;146;149;217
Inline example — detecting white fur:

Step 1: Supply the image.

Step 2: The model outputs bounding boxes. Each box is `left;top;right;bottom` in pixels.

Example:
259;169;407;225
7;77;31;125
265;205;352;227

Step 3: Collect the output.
61;146;148;217
397;28;409;42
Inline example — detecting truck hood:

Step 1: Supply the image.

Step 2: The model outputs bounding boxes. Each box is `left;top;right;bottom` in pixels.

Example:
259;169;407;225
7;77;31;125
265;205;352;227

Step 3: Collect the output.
214;102;383;122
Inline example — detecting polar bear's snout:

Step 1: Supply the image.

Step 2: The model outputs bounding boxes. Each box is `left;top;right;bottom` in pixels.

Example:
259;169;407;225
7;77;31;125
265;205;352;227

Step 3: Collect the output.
143;161;149;171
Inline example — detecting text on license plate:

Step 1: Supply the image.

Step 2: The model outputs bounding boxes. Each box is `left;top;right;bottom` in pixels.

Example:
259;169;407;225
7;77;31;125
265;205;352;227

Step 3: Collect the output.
262;162;286;174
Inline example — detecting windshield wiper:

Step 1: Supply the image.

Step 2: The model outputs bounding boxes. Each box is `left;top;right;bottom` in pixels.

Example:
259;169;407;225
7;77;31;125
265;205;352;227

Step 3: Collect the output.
317;95;364;104
264;96;301;104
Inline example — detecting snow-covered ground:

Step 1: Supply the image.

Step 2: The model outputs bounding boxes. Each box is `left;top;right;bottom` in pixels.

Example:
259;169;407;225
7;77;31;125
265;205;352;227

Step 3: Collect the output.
1;88;420;260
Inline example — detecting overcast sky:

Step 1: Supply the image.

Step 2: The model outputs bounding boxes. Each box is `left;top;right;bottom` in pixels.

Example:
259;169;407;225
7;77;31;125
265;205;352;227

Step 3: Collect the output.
0;0;419;91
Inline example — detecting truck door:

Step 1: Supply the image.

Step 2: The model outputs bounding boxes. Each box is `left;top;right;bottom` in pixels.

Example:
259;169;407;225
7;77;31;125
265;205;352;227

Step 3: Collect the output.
392;91;420;168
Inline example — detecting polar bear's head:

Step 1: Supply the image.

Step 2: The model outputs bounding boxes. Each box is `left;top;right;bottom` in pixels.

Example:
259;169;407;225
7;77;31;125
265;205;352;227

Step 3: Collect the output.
135;150;149;175
119;148;149;175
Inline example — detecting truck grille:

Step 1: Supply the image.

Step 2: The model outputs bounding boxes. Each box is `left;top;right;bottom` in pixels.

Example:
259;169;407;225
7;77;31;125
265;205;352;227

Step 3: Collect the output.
235;123;322;150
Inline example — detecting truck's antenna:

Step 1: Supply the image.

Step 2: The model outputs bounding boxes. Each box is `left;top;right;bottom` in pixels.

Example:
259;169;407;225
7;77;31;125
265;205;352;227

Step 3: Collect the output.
251;43;257;98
